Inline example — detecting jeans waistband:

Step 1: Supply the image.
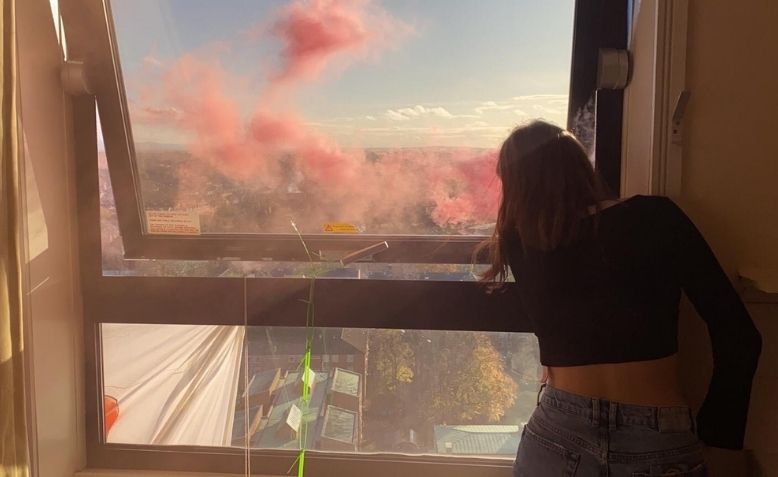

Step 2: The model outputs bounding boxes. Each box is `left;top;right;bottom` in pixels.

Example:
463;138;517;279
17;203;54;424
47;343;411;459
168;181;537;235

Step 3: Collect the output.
539;384;695;433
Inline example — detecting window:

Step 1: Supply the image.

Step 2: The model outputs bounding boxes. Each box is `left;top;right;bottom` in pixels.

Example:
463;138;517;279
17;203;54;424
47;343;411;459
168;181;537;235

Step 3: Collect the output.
102;324;540;457
78;0;625;264
62;0;628;474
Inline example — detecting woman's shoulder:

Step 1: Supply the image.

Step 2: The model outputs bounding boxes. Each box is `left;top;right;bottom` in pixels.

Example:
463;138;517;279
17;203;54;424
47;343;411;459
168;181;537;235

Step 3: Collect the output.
607;195;690;236
614;194;683;216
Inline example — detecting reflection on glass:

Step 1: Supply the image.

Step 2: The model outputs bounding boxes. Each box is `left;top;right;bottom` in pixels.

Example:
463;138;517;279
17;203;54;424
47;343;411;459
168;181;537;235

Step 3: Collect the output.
109;0;574;236
23;138;49;260
101;324;540;457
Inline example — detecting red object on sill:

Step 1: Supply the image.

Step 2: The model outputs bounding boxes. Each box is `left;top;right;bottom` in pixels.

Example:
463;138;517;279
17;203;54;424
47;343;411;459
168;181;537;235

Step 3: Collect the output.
104;395;119;436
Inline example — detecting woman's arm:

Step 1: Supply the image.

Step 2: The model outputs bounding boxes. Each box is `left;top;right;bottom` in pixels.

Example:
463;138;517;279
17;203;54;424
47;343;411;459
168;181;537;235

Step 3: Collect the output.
663;198;762;449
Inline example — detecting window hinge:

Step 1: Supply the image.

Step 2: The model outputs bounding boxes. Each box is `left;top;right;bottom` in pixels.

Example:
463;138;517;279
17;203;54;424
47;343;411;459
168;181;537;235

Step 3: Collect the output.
61;60;93;96
597;48;631;90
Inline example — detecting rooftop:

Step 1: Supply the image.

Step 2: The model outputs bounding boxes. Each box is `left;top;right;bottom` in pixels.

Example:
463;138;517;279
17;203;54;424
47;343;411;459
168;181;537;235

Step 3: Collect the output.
252;371;330;450
331;368;360;397
434;425;520;456
247;327;364;356
242;369;281;398
320;405;357;444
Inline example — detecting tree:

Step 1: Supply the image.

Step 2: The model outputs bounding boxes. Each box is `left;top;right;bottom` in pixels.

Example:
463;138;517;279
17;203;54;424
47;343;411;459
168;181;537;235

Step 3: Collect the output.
412;332;517;425
369;329;415;394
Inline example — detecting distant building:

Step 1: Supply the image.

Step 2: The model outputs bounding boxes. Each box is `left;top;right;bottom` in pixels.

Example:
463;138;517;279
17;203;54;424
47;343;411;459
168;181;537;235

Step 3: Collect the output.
231;369;283;446
433;425;521;456
236;369;282;411
241;367;363;451
246;328;366;377
318;405;358;452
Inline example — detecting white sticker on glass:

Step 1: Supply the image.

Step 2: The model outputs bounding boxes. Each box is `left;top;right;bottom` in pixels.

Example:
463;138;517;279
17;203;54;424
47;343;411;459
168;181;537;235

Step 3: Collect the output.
146;210;201;235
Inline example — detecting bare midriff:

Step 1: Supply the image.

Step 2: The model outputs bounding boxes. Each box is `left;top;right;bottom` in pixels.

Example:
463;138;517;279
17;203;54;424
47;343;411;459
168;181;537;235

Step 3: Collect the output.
546;354;688;407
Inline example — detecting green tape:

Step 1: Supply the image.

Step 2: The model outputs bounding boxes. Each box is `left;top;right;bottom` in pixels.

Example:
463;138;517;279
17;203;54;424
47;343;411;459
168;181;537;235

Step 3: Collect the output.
290;220;317;477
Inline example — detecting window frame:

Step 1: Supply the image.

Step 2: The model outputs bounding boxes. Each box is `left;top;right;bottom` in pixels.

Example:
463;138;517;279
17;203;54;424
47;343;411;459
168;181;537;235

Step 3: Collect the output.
66;0;625;264
61;0;629;474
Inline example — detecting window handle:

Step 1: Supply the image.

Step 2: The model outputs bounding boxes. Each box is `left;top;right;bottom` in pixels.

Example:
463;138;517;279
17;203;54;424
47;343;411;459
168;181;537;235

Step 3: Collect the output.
340;241;389;266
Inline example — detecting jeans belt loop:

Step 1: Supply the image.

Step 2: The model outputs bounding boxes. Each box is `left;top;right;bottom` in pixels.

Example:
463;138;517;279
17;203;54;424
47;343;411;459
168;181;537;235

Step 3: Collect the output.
592;398;600;427
688;407;697;434
536;382;547;407
609;401;618;430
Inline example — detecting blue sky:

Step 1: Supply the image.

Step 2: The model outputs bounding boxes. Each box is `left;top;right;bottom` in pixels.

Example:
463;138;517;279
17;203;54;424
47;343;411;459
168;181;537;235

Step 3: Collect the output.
112;0;575;148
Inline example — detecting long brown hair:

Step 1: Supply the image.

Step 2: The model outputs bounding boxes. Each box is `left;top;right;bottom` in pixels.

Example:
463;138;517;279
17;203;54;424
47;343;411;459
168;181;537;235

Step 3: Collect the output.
480;120;609;285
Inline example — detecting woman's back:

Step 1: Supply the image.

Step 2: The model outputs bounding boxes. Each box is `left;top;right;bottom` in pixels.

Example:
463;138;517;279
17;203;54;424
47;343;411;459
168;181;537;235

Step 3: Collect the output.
508;194;761;449
486;121;760;474
509;196;683;367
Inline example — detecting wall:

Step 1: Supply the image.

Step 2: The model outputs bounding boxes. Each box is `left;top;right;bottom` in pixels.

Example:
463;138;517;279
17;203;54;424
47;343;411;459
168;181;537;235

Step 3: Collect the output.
679;0;778;475
18;0;86;475
14;0;777;475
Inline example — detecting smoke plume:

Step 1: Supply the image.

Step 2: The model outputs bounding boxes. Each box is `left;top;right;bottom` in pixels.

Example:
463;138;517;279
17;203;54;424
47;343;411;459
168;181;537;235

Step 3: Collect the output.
130;0;500;235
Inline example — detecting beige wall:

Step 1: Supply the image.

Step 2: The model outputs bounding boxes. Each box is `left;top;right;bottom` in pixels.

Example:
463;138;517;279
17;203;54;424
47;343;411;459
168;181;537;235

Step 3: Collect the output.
18;0;86;475
679;1;778;475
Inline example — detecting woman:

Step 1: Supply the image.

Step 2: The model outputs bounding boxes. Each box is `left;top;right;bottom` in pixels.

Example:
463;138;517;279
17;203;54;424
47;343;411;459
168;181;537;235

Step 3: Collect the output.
482;121;762;476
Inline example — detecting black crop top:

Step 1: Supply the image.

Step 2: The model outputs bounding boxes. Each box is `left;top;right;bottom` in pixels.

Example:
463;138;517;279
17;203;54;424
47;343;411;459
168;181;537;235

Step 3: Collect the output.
508;195;762;449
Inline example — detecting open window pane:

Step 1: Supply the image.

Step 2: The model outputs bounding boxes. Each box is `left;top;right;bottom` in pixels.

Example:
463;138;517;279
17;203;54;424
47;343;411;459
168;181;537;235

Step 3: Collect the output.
110;0;574;237
101;323;540;457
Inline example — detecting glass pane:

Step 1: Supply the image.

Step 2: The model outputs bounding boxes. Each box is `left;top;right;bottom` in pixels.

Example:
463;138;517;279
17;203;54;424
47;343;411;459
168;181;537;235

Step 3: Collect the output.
110;0;574;236
99;123;493;278
101;323;540;457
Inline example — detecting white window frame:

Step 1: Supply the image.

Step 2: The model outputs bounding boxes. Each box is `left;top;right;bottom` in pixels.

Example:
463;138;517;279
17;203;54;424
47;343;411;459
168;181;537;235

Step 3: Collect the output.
621;0;689;198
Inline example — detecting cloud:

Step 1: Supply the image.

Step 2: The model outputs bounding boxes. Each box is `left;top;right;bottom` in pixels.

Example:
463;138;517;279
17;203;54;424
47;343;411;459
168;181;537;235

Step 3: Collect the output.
513;109;528;116
385;104;457;121
512;94;567;101
365;115;377;121
385;109;411;121
143;55;163;68
474;101;514;115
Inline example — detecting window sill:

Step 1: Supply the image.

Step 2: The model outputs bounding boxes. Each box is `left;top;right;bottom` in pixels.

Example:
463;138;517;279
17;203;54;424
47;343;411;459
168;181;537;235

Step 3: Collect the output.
76;470;272;477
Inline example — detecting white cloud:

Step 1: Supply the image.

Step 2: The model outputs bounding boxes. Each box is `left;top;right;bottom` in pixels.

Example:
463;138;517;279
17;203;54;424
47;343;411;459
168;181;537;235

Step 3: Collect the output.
385;104;456;121
365;115;377;121
396;107;421;117
513;109;529;116
385;109;411;121
427;107;454;118
475;101;515;115
512;94;567;101
142;55;163;67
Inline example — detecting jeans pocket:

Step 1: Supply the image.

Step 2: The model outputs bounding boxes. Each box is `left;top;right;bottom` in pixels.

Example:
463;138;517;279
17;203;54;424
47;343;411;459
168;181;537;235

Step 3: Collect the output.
631;462;708;476
514;426;580;477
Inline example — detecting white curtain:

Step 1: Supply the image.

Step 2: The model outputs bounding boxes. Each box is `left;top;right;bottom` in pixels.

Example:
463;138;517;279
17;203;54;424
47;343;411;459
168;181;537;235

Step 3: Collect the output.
102;324;245;447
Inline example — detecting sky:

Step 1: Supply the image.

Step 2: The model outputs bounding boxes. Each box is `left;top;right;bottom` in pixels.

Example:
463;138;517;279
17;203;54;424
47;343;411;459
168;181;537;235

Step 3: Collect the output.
111;0;575;150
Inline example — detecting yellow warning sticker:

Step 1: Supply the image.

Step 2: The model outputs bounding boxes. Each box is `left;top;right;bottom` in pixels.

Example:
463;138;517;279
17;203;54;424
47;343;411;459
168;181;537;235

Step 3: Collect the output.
146;210;201;235
323;223;359;234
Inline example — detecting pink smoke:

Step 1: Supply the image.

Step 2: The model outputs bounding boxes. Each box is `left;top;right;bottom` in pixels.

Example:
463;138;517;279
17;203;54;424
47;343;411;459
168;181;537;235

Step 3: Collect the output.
272;0;369;84
129;0;500;234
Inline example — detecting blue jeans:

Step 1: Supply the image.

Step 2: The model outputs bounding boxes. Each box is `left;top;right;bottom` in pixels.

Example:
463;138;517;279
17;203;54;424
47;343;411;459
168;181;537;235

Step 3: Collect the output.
514;385;707;476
